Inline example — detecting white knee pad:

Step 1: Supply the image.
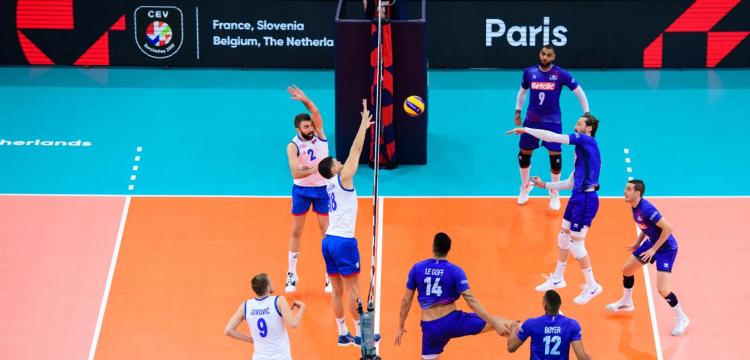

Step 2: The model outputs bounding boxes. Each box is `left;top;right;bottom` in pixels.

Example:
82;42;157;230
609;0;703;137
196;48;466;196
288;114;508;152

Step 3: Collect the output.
558;231;571;250
570;240;588;259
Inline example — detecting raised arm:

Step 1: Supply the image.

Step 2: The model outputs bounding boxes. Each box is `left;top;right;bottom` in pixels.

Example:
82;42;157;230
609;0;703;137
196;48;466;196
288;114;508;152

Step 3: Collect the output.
339;99;373;187
395;288;416;346
288;85;325;140
277;296;305;329
572;86;590;115
224;302;253;343
287;143;318;179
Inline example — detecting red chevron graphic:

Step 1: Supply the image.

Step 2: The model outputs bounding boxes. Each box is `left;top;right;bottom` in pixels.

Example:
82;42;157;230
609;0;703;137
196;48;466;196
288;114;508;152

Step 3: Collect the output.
643;0;746;68
16;30;53;64
666;0;740;32
706;31;750;67
16;0;124;65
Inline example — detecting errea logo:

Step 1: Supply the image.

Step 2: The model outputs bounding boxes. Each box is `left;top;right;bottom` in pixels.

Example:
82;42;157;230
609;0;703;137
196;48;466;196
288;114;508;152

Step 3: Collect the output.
485;17;567;47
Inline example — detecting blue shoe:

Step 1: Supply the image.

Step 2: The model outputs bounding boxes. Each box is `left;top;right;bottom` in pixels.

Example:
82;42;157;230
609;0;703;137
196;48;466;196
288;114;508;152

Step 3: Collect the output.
338;333;355;347
354;334;381;347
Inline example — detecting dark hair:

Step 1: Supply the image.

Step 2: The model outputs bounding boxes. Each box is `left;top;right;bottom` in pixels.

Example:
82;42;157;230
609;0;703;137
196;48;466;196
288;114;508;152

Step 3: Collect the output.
318;156;335;179
582;114;599;137
294;113;312;128
251;273;270;296
541;44;555;53
433;232;452;257
628;179;646;197
544;290;562;314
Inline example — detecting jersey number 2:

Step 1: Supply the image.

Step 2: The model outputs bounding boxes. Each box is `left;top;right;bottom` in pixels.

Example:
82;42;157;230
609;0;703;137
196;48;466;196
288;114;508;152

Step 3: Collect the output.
424;276;443;296
543;335;561;355
307;149;316;161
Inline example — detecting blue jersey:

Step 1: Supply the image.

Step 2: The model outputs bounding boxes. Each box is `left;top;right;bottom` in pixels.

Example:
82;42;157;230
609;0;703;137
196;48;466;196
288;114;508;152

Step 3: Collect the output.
568;133;600;192
632;198;678;250
517;315;582;360
406;259;469;309
521;65;579;124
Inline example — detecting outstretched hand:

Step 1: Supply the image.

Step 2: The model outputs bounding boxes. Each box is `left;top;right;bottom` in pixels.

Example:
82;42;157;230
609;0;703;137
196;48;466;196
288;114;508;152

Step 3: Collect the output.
361;99;374;128
287;85;308;102
506;127;525;135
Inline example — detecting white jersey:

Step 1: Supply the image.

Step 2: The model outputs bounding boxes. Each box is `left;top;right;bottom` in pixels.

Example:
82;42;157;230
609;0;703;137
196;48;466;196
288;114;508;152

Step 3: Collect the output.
290;135;328;187
245;296;291;360
325;175;357;238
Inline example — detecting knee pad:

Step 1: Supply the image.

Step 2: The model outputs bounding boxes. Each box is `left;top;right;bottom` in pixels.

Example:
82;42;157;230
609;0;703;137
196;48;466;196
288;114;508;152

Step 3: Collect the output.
549;154;562;172
557;231;571;250
570;240;588;259
518;152;531;168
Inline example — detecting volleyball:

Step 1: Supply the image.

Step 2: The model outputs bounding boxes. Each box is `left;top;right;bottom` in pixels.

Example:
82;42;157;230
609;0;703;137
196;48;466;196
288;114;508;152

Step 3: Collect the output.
403;95;425;117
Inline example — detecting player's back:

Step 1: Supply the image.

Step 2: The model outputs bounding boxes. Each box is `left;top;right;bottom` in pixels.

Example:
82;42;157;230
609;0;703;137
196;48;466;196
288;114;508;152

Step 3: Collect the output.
519;314;581;360
325;174;357;238
245;296;292;360
407;259;470;309
569;133;601;191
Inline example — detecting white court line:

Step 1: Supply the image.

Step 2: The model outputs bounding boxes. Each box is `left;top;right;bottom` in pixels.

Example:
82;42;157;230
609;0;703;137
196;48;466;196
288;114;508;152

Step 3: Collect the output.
374;197;384;353
88;196;131;360
624;146;664;360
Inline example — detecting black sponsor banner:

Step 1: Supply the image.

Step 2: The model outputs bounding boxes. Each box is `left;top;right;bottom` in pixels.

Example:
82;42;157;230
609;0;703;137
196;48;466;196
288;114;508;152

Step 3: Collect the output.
4;0;337;67
2;0;749;68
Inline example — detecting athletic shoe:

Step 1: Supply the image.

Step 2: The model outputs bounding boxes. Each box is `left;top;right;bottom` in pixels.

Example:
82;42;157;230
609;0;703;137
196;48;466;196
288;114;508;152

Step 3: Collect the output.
606;299;635;312
284;272;297;293
535;274;567;292
574;283;603;305
517;183;534;205
671;316;690;336
354;334;381;347
324;276;332;294
338;333;356;346
549;192;561;211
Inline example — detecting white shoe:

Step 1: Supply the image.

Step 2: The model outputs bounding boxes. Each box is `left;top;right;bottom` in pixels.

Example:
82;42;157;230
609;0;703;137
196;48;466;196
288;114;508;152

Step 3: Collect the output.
517;183;533;205
324;276;332;294
606;299;635;312
284;272;297;293
671;316;689;336
549;192;561;211
574;283;603;305
535;274;567;292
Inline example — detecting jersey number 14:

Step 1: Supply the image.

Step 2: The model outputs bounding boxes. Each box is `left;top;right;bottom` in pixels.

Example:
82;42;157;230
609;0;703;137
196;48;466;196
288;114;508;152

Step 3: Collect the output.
424;276;443;297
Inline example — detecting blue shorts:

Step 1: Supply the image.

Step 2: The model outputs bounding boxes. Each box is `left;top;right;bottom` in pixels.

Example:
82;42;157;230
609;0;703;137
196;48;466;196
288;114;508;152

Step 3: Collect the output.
420;310;486;357
321;235;360;276
520;120;563;152
633;239;678;273
563;191;599;232
291;185;329;215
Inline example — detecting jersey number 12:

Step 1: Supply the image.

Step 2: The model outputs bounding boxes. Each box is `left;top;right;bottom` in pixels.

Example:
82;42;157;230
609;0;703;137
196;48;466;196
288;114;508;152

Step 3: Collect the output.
543;335;561;355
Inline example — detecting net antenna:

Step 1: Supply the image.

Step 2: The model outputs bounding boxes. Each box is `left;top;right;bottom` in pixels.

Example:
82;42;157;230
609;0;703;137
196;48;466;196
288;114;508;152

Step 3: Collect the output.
362;1;394;359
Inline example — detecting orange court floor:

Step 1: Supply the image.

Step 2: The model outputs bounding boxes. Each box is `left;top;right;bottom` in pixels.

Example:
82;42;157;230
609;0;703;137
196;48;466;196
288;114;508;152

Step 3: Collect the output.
1;195;748;359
